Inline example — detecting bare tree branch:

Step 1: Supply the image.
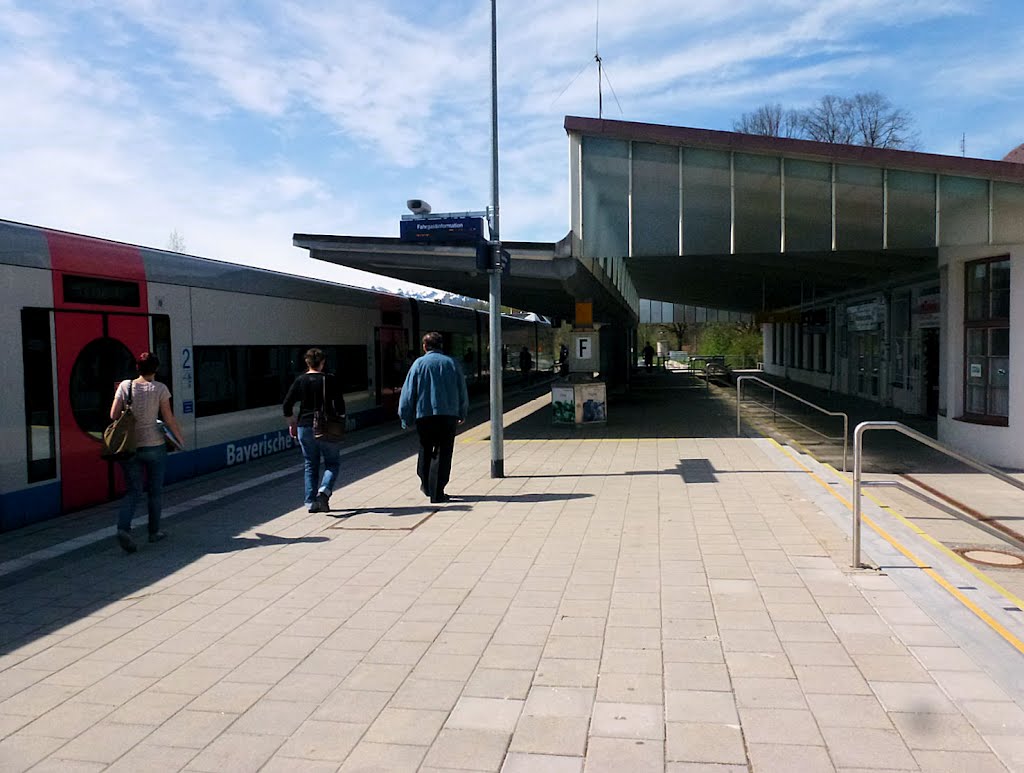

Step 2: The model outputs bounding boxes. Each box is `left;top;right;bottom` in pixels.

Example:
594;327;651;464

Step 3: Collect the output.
167;229;186;253
733;103;800;137
734;92;917;149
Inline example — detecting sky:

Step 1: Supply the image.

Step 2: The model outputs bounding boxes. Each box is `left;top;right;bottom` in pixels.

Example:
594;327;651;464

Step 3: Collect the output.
1;0;1022;295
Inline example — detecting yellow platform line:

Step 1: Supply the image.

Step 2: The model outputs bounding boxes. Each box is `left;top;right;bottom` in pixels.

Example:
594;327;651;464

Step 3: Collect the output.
767;438;1024;656
824;462;1024;613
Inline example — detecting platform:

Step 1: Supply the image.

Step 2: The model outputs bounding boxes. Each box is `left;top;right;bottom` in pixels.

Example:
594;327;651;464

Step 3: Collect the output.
1;374;1022;772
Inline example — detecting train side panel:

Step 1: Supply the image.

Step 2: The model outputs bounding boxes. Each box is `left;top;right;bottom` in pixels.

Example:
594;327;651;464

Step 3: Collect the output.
0;264;59;530
186;286;382;473
0;219;555;532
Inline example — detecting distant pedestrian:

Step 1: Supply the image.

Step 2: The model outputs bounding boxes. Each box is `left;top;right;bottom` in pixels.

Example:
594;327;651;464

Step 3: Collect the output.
108;352;185;553
519;345;533;384
643;342;655;371
399;332;469;504
559;343;569;377
283;348;347;513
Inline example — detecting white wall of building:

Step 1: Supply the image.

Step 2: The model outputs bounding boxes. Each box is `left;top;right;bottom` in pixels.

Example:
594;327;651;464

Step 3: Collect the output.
937;243;1023;468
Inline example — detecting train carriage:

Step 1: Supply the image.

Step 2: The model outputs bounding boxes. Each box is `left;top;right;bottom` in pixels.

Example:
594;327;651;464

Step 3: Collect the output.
1;219;551;531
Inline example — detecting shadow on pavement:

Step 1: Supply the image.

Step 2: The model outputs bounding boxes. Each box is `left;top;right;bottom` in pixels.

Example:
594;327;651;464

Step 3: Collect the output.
325;505;472;518
205;533;331;553
451;493;595;504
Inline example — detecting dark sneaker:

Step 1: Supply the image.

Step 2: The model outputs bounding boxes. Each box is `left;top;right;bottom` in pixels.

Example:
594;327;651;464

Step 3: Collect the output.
316;492;330;512
117;529;137;554
430;493;450;504
307;502;320;513
148;531;168;543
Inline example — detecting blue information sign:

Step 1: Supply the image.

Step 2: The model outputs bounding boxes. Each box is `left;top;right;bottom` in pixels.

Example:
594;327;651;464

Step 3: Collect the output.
400;216;485;243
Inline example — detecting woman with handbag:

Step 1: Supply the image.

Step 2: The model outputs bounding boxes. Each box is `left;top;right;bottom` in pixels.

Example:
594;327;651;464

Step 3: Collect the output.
108;352;185;553
282;348;346;513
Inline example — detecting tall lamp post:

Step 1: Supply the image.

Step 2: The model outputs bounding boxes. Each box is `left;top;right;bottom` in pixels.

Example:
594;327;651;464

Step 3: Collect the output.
488;0;504;478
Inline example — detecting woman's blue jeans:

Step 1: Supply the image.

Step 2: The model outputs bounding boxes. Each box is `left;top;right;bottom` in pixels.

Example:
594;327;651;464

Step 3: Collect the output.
118;444;167;534
297;426;341;504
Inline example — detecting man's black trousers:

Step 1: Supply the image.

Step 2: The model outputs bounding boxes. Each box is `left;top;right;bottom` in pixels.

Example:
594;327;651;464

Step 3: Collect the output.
415;416;458;499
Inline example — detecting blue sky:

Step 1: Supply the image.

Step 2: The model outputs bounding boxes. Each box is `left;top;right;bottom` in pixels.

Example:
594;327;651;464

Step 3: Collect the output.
1;0;1021;294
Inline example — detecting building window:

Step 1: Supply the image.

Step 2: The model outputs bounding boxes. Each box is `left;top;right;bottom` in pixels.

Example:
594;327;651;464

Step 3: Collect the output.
963;257;1010;423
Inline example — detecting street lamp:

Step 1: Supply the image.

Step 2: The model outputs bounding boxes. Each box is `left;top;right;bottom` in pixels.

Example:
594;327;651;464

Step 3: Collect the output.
487;0;504;478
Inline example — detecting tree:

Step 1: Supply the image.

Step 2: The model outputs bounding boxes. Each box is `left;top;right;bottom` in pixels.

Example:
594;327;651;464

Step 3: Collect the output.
697;321;763;364
734;92;917;149
847;92;916;149
733;103;801;138
638;321;691;352
167;229;186;253
799;94;857;145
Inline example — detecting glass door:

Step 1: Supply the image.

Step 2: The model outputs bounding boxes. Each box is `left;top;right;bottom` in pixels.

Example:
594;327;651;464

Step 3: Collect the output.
851;332;880;398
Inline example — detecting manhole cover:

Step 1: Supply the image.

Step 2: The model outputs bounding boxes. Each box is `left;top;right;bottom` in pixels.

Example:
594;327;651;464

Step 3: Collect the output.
961;549;1024;568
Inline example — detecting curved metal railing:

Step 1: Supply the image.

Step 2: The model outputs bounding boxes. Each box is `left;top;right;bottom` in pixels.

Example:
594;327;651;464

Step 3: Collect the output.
852;421;1024;568
736;375;849;471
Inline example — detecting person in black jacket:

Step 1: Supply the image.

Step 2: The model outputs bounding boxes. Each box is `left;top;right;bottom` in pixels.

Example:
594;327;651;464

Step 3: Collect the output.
282;348;346;513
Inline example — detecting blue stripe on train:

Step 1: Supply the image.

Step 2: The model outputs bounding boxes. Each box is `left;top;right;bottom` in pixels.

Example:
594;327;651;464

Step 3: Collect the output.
0;482;62;532
0;412;391;532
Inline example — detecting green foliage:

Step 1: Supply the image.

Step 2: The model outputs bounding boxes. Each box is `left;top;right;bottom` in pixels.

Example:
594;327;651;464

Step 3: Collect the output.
638;321;689;350
698;322;763;362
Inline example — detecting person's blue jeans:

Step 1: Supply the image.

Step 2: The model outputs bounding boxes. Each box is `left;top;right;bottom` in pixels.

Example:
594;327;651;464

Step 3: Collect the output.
118;444;167;534
297;426;341;505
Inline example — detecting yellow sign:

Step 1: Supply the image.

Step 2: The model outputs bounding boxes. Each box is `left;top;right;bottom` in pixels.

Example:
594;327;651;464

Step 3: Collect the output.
575;302;593;326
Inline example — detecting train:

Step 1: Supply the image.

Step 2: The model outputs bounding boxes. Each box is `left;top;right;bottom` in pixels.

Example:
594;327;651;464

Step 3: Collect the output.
0;218;554;532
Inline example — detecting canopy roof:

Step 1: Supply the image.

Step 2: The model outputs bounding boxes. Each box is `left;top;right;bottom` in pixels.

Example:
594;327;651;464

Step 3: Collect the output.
567;116;1024;312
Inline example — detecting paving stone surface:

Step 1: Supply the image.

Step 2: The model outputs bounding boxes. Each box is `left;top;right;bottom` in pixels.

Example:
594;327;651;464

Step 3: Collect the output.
0;381;1021;771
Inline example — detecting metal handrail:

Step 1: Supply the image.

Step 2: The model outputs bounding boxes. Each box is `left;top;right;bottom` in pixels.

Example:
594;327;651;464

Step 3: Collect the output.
736;376;849;472
852;421;1024;568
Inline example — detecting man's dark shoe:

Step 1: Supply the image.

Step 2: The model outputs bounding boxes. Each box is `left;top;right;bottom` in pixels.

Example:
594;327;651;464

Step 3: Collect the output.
316;492;330;512
117;529;137;554
307;501;320;513
148;531;168;544
430;493;450;504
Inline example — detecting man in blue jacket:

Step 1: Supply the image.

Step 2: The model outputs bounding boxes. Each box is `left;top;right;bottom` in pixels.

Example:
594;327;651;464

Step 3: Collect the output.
398;331;470;503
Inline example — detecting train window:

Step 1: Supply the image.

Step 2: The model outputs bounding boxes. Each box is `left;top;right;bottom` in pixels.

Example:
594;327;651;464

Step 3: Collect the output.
69;337;136;437
194;347;240;416
151;315;173;393
62;274;140;307
332;345;370;393
246;347;288;408
194;344;370;417
22;309;57;482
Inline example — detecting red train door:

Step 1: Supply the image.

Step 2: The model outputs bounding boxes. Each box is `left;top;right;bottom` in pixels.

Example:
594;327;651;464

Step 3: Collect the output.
55;311;150;511
375;326;408;411
46;229;150;514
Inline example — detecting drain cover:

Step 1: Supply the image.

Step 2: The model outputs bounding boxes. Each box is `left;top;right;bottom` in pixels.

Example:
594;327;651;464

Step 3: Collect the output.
961;549;1024;568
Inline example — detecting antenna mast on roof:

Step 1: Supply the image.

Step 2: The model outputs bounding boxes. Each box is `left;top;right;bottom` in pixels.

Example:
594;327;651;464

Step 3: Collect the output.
551;0;623;118
595;0;602;118
960;133;966;157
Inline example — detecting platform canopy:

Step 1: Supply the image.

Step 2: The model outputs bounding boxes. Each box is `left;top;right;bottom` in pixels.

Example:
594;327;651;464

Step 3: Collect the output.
295;117;1024;324
566;116;1024;312
292;232;639;325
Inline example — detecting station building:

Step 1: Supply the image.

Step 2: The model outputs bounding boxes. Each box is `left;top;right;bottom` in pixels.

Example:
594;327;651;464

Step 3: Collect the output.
295;117;1024;469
